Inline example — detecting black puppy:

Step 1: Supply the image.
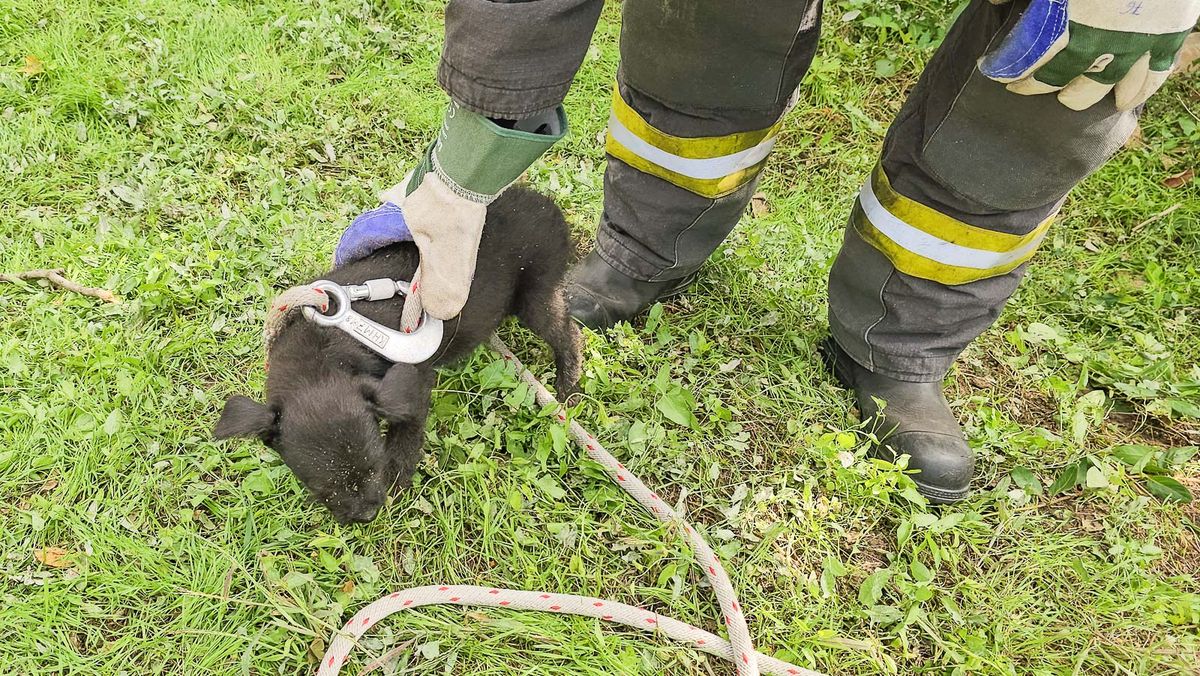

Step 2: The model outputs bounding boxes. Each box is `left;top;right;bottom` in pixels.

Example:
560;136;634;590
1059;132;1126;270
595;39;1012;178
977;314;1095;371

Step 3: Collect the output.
213;187;581;523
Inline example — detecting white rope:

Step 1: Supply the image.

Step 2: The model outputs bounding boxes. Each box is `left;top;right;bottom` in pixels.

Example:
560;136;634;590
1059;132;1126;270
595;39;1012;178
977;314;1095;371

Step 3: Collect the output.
315;336;825;676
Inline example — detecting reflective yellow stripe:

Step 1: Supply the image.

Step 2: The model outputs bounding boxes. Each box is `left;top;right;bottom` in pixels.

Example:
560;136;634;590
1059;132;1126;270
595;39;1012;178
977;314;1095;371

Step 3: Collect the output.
609;88;782;159
853;166;1057;285
605;85;780;198
871;166;1052;253
605;136;769;199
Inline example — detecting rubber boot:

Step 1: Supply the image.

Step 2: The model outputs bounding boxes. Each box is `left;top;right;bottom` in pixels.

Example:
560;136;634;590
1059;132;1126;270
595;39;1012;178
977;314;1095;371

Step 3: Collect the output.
822;338;973;503
566;250;698;330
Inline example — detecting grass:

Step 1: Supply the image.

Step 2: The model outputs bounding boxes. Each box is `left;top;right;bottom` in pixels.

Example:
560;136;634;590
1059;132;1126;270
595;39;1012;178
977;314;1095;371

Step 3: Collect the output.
2;0;1198;673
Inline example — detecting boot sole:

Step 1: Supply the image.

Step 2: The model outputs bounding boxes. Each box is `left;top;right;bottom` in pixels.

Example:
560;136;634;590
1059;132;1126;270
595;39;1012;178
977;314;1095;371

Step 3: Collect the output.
912;479;970;504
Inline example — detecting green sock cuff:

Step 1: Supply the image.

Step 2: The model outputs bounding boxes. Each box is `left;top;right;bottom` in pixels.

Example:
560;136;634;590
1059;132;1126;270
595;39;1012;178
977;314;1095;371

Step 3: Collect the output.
409;103;568;203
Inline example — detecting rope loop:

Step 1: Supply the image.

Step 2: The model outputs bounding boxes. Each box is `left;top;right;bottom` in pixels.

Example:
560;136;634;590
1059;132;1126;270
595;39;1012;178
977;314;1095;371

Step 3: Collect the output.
314;337;824;676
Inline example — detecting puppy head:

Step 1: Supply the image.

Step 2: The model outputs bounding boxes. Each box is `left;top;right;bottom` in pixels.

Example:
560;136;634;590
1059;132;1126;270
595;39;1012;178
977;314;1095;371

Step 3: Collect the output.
214;364;430;524
215;378;388;523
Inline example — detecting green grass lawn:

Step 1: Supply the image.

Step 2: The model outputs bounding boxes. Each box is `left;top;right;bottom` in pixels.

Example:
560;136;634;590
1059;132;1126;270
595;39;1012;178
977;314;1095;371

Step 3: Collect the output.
3;0;1198;673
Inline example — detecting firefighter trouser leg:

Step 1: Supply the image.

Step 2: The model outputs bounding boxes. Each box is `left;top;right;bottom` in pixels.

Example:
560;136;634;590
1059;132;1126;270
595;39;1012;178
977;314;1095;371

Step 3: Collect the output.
828;0;1140;382
596;0;824;282
438;0;604;118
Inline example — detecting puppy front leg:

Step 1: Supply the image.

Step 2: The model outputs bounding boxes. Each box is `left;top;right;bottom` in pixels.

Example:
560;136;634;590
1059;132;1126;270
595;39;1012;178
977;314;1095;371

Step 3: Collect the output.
516;285;582;401
371;363;436;489
385;420;427;489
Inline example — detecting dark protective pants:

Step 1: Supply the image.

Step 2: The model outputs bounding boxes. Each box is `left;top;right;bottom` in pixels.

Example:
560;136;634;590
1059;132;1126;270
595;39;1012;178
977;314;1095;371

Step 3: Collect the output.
437;0;1139;381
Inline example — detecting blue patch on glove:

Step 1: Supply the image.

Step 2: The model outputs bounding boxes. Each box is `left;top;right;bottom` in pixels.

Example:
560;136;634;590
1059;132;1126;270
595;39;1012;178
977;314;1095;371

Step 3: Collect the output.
334;202;414;268
979;0;1069;80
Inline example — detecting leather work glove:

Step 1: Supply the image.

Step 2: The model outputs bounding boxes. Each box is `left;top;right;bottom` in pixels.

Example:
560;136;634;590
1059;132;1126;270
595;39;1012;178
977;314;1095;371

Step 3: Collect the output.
979;0;1200;110
336;102;567;328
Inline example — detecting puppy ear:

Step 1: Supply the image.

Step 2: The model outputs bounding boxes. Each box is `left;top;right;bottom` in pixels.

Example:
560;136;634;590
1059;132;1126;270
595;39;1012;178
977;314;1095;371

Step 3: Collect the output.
370;363;432;424
214;396;276;440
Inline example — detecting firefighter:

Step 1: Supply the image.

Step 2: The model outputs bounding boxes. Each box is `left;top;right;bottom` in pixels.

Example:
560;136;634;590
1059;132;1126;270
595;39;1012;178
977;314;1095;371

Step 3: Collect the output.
335;0;1199;502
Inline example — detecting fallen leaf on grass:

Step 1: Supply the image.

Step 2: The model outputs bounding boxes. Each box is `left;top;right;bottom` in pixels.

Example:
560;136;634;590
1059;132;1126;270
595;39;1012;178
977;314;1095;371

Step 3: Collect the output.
308;638;325;661
1163;168;1194;189
19;55;45;76
750;192;770;217
1124;123;1143;149
341;579;355;595
34;547;71;568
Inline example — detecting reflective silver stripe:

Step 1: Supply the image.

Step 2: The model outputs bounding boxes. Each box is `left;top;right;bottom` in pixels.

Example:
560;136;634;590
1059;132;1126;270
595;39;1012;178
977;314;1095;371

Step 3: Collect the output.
858;179;1047;270
606;112;778;180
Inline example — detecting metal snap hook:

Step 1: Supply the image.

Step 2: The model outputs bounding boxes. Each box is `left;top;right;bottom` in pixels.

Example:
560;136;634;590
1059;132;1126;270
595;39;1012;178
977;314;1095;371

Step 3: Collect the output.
300;279;444;364
302;281;351;327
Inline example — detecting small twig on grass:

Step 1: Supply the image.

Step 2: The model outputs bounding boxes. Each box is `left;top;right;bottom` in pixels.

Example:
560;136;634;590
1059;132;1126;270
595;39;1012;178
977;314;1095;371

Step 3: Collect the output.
1015;493;1079;512
357;639;417;676
1128;203;1181;236
0;268;120;303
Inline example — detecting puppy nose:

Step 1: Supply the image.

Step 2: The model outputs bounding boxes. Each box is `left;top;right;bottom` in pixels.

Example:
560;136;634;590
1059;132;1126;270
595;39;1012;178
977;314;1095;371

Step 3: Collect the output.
339;503;381;524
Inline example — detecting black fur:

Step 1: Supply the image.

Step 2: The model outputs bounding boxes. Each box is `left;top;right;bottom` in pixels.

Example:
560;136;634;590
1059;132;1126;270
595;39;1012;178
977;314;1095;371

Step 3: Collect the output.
214;187;582;523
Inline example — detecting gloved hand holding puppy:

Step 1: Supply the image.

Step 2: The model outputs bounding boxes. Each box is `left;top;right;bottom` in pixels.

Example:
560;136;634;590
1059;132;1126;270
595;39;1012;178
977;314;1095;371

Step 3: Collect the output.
335;103;567;330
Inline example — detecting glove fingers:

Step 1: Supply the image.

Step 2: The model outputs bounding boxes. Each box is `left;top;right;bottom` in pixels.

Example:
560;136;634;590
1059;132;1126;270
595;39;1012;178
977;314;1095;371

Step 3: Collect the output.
1056;74;1114;111
404;173;488;321
415;240;482;320
1113;52;1164;111
1006;76;1061;96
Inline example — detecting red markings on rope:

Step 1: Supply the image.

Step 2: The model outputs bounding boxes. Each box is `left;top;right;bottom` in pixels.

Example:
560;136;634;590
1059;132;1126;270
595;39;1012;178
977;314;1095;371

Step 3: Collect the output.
403;600;413;606
549;605;561;611
539;594;551;599
449;597;460;602
361;617;370;626
488;589;500;595
438;586;449;591
593;602;603;607
500;601;511;606
390;592;400;598
644;618;657;624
